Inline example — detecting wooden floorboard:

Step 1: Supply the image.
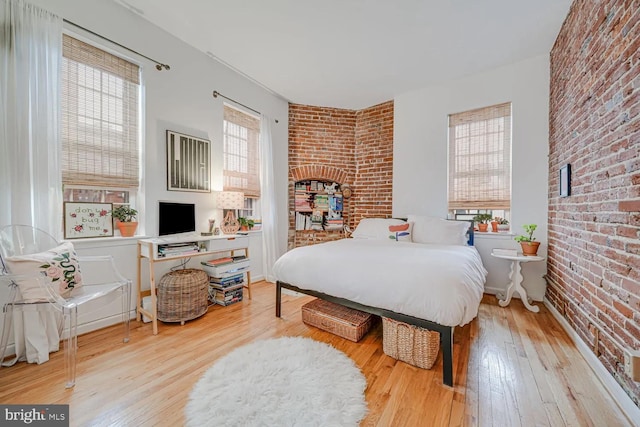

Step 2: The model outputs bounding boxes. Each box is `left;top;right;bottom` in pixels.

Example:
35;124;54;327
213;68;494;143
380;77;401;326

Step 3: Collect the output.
0;281;632;427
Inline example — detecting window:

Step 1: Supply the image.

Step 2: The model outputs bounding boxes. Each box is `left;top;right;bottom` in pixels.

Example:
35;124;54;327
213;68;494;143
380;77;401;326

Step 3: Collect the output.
448;102;511;220
223;105;261;217
61;35;141;210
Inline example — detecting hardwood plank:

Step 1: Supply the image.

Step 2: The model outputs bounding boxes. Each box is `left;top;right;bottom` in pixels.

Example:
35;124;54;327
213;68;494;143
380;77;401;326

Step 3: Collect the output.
0;283;632;427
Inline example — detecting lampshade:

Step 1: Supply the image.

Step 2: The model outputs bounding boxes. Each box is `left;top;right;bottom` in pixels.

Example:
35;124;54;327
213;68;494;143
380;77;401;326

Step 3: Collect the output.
217;191;245;209
217;191;244;234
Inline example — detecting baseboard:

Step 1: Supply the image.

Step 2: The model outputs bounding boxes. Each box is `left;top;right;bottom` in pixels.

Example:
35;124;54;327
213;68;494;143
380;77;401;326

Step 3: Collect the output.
544;298;640;425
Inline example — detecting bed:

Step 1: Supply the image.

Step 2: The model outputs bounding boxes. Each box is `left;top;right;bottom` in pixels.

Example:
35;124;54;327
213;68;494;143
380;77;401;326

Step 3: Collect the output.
274;216;488;387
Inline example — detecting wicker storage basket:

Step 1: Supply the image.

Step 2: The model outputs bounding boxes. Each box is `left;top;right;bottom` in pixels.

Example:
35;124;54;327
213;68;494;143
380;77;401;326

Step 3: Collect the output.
157;269;209;324
382;317;440;369
301;299;374;342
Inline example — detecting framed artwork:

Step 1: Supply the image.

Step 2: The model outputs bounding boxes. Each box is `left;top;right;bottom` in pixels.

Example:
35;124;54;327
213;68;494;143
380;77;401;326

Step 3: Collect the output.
560;163;571;197
64;202;113;239
166;130;211;192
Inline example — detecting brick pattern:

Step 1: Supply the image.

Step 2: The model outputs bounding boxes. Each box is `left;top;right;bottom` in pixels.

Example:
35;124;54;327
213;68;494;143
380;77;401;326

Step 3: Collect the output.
353;101;395;225
287;102;394;249
548;0;640;404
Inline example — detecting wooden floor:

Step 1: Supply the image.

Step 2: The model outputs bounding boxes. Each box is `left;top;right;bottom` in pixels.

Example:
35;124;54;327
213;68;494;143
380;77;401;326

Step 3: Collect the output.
0;281;632;426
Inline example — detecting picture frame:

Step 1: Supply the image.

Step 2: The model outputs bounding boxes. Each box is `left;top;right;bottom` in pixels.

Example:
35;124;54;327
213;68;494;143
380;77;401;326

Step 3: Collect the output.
560;163;571;197
166;130;211;192
64;202;114;239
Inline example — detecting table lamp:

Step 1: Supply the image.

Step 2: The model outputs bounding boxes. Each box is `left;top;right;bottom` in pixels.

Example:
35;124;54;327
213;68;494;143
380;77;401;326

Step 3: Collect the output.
217;191;245;234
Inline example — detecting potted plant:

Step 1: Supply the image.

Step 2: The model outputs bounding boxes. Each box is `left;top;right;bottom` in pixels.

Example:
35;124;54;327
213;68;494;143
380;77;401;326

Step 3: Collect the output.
473;213;493;232
237;217;255;232
514;224;540;256
494;217;509;232
112;205;139;237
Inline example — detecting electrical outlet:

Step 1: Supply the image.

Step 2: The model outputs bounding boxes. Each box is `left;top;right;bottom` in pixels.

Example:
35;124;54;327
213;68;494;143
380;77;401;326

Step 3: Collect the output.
624;350;640;382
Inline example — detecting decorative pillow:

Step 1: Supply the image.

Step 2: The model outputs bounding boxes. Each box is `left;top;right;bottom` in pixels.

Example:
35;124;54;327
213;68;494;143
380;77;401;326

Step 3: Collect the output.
352;218;407;240
4;242;83;302
407;215;469;246
388;222;413;242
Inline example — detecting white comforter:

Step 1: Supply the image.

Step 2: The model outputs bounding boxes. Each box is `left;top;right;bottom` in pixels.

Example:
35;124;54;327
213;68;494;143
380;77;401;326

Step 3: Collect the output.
273;239;488;327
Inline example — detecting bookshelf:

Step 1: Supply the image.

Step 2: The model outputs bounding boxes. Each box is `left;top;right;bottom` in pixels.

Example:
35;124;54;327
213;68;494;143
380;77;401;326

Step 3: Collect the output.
137;234;251;335
294;179;345;232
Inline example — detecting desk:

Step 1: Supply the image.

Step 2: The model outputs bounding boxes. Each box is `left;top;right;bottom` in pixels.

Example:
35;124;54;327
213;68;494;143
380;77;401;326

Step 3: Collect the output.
137;234;250;335
490;252;544;313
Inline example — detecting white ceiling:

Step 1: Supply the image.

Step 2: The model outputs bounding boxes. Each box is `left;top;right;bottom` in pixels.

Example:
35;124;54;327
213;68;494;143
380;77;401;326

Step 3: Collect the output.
114;0;573;110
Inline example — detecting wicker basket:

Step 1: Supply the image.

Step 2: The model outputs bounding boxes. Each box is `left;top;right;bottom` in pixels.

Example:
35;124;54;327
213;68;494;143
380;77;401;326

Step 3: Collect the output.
302;299;374;342
157;269;209;324
382;317;440;369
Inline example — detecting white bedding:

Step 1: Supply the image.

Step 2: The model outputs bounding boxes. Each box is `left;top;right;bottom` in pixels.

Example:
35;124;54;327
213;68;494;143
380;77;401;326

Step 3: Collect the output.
273;239;487;327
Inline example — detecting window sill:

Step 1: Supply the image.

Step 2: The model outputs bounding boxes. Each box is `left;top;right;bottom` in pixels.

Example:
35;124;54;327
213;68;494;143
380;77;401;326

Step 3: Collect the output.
474;231;515;240
64;235;144;249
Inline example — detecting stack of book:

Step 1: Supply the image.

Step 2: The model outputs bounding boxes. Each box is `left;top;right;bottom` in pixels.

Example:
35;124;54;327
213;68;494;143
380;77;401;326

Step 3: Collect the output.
313;194;329;210
325;217;344;231
208;273;244;306
492;248;518;256
295;192;312;211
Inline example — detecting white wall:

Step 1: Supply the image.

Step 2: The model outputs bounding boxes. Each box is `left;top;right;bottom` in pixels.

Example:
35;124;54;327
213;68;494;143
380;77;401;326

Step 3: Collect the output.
393;55;550;300
6;0;289;336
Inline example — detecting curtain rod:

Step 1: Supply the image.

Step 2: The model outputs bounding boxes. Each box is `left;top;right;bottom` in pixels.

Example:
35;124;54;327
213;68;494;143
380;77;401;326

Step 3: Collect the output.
212;90;279;123
63;19;170;71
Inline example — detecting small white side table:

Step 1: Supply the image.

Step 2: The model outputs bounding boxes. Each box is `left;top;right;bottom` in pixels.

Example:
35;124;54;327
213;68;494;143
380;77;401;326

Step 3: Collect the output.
490;252;545;313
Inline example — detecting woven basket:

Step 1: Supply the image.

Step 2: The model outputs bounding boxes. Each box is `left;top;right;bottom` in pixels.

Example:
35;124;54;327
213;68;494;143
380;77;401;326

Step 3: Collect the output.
382;317;440;369
302;299;374;342
157;269;209;324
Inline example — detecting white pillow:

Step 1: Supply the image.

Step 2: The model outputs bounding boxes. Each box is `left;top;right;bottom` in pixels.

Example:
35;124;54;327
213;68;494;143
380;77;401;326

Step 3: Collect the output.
4;241;83;302
407;215;469;245
351;218;407;240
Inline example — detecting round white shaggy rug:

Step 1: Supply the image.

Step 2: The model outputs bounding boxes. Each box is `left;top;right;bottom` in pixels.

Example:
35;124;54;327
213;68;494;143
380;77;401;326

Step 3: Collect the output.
185;336;368;427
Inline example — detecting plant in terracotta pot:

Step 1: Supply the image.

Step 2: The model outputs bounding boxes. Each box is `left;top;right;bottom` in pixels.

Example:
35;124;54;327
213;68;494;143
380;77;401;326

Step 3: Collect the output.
514;224;540;256
473;213;493;232
237;217;254;232
112;205;139;237
494;217;509;232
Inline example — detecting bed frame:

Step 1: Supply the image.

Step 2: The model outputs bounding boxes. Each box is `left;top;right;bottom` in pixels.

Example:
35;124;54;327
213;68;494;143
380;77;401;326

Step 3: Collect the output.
275;281;455;387
274;220;475;387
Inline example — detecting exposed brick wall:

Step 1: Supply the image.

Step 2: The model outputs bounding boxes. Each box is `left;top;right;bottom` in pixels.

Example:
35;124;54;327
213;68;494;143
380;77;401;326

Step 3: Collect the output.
288;102;394;248
288;105;356;249
548;0;640;405
353;101;395;225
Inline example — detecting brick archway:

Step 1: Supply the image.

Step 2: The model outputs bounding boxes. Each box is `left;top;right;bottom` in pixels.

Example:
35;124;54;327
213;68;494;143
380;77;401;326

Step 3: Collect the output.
289;165;349;184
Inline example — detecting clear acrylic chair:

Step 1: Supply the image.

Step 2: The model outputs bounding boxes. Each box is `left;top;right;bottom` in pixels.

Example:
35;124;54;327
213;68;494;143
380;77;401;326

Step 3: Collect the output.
0;225;131;388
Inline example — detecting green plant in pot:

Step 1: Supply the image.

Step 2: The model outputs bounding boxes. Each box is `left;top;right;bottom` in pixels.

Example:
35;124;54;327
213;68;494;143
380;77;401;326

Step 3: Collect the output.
237;217;255;231
112;205;139;237
473;213;493;232
514;224;540;256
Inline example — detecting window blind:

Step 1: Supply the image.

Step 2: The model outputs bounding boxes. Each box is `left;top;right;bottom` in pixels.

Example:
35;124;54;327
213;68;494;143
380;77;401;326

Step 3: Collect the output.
448;102;511;210
223;105;261;197
61;34;140;188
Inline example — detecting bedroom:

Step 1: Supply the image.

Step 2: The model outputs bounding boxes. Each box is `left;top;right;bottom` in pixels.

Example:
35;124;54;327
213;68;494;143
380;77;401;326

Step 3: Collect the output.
0;0;638;425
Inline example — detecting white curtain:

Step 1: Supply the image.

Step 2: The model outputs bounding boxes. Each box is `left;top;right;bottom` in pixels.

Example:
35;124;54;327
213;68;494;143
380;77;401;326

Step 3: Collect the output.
0;0;63;238
259;115;280;282
0;0;62;364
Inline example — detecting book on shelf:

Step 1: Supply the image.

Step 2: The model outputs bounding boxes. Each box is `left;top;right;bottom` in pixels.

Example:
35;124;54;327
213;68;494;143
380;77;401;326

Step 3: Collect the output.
493;248;518;256
209;282;244;292
329;195;343;211
201;257;234;266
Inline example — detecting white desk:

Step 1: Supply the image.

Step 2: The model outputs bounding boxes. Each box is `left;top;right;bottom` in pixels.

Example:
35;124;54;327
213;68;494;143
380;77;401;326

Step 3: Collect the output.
137;234;250;335
490;252;544;313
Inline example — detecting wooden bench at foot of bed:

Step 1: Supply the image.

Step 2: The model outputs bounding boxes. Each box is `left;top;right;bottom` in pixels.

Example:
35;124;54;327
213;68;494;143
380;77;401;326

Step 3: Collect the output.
275;280;455;387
